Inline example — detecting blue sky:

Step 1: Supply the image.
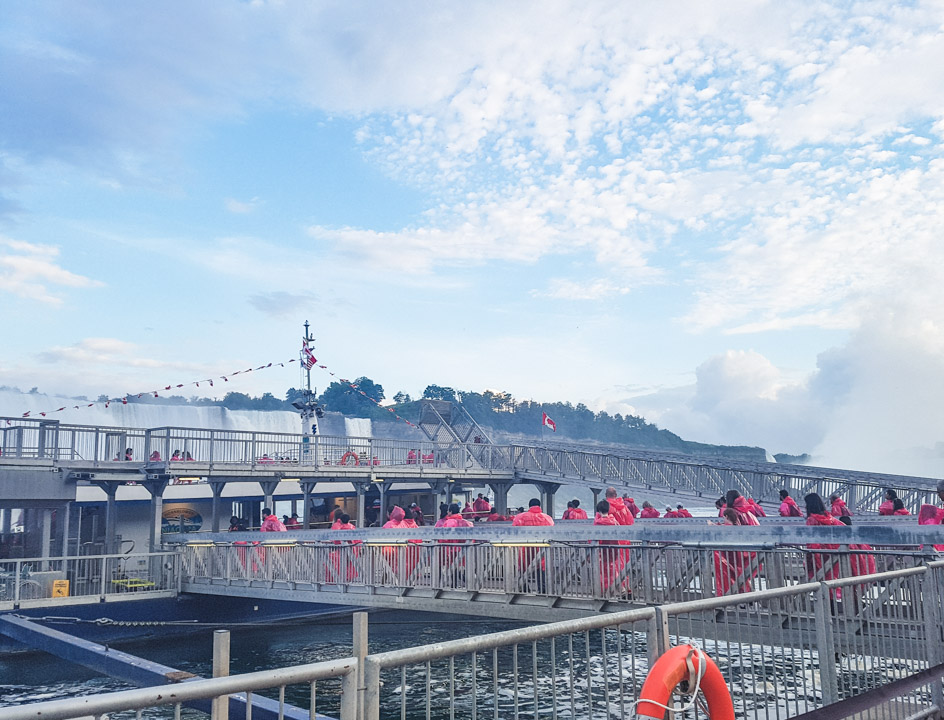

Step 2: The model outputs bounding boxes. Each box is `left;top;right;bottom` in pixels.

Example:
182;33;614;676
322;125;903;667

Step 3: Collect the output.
3;1;944;475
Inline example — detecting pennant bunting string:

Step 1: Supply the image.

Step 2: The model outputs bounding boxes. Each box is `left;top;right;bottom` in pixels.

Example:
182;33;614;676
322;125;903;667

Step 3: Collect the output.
9;347;417;429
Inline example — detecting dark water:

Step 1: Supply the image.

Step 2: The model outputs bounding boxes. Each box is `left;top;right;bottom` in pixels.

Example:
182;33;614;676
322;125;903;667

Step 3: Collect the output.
0;611;527;713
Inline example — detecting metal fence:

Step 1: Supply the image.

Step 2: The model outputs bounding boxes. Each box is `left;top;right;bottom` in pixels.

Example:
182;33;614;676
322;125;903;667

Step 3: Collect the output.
0;655;357;720
363;562;944;720
5;561;941;720
178;533;938;609
0;551;178;609
2;417;943;512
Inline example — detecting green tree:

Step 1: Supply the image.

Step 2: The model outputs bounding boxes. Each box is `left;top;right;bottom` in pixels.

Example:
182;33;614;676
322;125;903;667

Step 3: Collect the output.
221;392;253;410
319;376;384;416
393;391;412;404
423;384;457;402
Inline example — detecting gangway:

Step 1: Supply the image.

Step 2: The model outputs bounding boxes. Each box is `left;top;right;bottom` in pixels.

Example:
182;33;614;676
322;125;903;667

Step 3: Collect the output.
174;523;944;626
3;416;943;518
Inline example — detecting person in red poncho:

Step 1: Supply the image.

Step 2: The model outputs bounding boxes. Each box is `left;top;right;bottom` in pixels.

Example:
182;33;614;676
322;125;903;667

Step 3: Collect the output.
603;488;634;525
747;498;767;518
713;508;757;595
593;499;630;595
513;498;554;593
328;513;359;582
828;493;852;518
724;490;760;526
562;499;588;520
438;502;473;587
472;493;491;519
892;498;911;516
918;479;944;551
676;504;693;518
381;506;420;581
804;493;847;582
571;499;589;520
837;515;877;581
779;490;803;517
712;490;761;596
639;501;660;518
260;508;286;532
624;495;640;518
663;506;680;519
878;489;898;515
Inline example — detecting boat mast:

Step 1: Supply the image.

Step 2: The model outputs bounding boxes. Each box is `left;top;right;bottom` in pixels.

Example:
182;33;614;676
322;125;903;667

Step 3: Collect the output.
296;320;323;438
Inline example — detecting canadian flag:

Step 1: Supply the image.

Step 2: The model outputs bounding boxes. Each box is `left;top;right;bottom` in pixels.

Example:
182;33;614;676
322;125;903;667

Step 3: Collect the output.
541;412;556;432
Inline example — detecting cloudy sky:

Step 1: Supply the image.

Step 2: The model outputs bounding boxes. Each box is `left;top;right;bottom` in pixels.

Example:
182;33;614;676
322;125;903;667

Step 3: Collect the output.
3;1;944;475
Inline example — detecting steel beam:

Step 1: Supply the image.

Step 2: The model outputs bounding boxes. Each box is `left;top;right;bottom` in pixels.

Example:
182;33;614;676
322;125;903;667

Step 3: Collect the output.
0;615;312;720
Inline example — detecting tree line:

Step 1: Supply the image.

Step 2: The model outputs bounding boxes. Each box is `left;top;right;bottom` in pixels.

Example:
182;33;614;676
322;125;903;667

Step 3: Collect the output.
7;381;768;457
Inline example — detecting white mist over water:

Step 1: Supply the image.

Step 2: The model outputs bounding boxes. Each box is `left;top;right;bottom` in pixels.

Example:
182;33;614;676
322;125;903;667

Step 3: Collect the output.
0;389;369;437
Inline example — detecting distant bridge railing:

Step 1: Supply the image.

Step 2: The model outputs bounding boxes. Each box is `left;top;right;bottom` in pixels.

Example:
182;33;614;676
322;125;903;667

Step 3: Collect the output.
0;551;178;610
3;417;943;511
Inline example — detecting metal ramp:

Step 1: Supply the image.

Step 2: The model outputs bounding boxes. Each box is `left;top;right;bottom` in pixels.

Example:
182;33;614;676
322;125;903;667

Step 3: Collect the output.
417;400;492;445
417;400;494;468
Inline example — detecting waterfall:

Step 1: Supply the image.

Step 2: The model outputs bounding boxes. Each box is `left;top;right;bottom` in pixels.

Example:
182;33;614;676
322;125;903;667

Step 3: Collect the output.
0;389;366;437
344;418;372;438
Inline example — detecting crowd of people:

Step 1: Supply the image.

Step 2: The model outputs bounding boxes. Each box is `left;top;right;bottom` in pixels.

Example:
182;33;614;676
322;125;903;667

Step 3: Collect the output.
222;480;944;597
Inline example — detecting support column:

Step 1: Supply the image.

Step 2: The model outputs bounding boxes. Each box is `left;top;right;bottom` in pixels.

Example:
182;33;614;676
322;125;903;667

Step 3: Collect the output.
355;483;366;528
93;483;119;555
259;480;279;515
544;485;559;518
591;487;602;513
301;482;314;529
488;482;511;515
378;483;389;524
60;502;71;557
210;481;226;533
1;509;10;535
143;476;170;552
40;509;53;570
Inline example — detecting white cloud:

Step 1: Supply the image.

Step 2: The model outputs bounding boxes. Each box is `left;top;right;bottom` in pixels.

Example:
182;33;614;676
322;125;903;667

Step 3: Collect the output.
225;196;261;214
535;278;632;301
0;237;104;304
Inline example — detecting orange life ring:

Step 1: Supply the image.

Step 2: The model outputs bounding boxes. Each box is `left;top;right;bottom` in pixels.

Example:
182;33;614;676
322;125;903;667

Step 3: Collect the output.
340;451;360;466
636;645;734;720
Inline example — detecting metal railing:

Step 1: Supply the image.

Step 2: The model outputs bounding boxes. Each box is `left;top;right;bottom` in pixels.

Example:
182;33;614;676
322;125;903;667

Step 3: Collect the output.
0;551;178;609
178;528;941;609
0;656;358;720
6;562;942;720
3;417;943;512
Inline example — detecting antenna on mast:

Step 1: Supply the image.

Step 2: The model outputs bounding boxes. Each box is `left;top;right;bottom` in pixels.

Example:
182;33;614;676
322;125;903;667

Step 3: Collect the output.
293;320;324;448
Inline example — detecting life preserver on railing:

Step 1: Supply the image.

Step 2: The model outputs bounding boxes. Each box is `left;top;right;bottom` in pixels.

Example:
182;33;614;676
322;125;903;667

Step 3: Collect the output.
636;645;734;720
339;451;360;466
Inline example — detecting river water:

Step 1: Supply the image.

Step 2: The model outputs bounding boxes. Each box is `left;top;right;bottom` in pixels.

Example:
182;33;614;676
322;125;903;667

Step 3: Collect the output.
0;610;527;715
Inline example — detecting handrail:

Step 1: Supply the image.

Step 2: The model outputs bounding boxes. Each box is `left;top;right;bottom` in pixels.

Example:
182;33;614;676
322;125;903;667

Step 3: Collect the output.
0;657;358;720
3;562;943;720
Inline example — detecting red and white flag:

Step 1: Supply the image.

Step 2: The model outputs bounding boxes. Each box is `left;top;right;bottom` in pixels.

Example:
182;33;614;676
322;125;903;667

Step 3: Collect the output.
541;412;556;432
301;342;317;370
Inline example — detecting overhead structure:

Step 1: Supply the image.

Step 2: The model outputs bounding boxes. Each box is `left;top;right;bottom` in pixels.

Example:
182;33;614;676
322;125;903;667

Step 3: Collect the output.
417;399;492;446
